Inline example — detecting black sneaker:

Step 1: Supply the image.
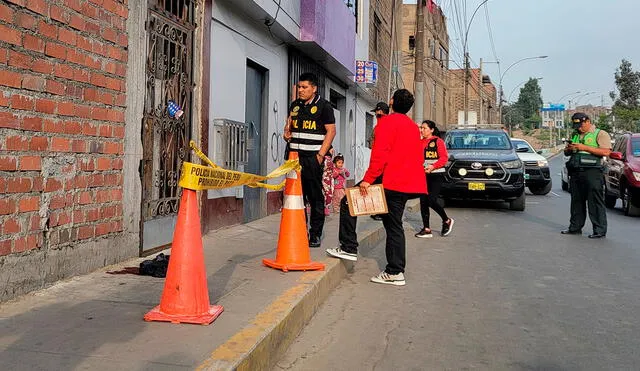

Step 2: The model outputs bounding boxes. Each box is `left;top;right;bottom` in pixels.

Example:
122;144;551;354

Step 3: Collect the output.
414;229;433;238
309;235;321;248
441;218;454;236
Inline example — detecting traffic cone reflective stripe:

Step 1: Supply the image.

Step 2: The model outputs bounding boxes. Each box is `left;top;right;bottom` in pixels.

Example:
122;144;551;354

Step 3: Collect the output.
144;189;224;325
263;152;324;272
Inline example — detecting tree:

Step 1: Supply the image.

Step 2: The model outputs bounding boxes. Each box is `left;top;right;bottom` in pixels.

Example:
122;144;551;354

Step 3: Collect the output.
596;113;612;132
610;59;640;132
515;78;543;120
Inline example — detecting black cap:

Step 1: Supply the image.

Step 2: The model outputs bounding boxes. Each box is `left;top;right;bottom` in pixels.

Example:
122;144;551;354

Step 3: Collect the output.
571;112;590;128
371;102;389;114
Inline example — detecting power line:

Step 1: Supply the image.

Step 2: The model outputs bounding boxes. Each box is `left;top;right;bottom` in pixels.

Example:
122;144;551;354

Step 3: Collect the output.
484;3;499;63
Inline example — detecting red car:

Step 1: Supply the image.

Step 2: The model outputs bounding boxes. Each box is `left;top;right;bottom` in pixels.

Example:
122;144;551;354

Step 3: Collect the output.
604;132;640;216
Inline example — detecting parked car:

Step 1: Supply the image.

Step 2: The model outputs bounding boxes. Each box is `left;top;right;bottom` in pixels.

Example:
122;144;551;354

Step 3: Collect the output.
560;154;570;191
511;138;552;195
604;132;640;216
440;129;526;211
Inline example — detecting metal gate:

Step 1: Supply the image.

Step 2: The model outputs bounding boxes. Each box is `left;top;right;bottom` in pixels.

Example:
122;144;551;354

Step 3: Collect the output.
141;0;195;254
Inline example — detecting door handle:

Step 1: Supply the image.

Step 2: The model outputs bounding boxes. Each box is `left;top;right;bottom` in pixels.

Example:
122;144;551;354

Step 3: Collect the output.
249;121;259;136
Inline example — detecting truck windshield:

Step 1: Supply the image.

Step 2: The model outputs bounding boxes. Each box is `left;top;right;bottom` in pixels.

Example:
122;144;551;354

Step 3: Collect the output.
446;132;512;150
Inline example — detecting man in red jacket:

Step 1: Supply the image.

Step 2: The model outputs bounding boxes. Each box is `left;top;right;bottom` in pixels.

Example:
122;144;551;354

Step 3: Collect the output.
326;89;427;286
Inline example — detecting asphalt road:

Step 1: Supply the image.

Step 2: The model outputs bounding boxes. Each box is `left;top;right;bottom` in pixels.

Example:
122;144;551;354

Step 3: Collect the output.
274;155;640;371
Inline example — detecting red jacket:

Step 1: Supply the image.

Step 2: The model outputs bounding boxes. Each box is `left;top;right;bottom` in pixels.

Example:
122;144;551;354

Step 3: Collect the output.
363;113;427;194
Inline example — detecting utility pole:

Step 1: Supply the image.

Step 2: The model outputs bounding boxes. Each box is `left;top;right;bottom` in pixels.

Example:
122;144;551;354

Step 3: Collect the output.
413;0;425;124
463;53;469;128
387;0;401;102
479;58;483;127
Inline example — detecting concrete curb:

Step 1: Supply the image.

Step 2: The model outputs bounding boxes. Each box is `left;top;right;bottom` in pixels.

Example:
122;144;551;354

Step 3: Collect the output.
197;224;386;371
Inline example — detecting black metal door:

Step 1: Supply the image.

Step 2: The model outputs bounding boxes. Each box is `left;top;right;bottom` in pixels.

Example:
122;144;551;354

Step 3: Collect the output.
141;0;195;253
243;62;265;222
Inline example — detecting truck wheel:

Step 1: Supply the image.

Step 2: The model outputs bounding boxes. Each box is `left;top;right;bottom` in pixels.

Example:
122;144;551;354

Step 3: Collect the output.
509;191;526;211
529;182;552;195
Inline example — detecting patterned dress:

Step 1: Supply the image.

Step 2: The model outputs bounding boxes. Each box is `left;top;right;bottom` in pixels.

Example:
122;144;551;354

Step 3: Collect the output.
322;156;334;216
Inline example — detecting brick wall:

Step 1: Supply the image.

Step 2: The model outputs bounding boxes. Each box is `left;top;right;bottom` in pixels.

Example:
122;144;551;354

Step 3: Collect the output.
447;68;498;127
0;0;129;298
369;0;392;102
400;4;450;127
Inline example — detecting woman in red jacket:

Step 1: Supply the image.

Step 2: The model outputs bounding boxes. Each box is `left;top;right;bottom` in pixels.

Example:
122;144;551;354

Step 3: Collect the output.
415;120;454;238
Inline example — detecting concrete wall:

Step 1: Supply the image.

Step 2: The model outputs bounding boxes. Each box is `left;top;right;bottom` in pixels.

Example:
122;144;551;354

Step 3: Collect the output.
208;0;291;201
0;0;136;302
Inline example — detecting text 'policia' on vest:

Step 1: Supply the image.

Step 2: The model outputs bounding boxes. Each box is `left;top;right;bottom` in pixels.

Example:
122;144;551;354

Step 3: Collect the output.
288;94;333;156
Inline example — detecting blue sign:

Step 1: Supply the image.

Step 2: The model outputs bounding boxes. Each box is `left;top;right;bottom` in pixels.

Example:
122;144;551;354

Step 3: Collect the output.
541;103;565;111
355;60;377;84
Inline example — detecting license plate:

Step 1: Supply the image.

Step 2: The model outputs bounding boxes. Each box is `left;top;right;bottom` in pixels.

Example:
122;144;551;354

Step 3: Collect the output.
468;182;485;191
524;174;531;180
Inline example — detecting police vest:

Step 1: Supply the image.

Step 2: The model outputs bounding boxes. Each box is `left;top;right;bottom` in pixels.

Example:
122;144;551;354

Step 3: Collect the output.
424;137;444;173
289;95;329;156
569;129;602;168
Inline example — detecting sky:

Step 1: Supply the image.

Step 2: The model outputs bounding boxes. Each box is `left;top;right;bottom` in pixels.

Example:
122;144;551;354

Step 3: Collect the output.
403;0;640;108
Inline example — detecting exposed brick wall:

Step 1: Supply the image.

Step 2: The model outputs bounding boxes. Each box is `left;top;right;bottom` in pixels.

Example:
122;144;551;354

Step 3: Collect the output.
447;68;498;127
0;0;128;258
400;4;450;127
369;0;392;102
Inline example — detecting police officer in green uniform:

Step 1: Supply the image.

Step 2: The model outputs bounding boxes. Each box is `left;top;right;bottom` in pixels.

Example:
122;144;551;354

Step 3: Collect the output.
561;112;612;238
283;73;336;247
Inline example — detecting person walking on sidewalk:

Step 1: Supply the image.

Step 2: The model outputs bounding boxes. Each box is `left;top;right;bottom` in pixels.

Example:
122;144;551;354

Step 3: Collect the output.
415;120;454;238
283;73;336;247
326;89;426;286
561;112;611;238
331;153;350;213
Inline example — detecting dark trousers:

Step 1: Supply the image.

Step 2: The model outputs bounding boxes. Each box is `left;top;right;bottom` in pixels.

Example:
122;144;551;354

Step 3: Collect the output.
419;173;448;229
299;155;325;238
381;189;410;274
338;176;384;254
569;168;607;235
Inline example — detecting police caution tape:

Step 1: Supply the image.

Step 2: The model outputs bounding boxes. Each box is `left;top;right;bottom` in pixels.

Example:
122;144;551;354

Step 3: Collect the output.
178;160;300;191
180;140;300;191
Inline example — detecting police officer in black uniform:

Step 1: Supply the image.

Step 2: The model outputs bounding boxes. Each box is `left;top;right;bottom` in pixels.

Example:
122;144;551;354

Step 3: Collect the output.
283;73;336;247
561;112;612;238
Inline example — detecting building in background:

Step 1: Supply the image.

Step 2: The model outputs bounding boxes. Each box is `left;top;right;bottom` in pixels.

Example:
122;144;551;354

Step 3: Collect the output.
447;67;497;128
400;2;450;128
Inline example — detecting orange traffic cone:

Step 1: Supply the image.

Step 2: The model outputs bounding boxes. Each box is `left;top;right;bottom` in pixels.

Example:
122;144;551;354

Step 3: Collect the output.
263;152;325;272
144;189;223;325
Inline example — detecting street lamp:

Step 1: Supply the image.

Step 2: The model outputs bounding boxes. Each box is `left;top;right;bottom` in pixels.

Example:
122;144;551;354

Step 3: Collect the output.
498;55;548;131
462;0;490;128
556;90;581;103
573;91;596;108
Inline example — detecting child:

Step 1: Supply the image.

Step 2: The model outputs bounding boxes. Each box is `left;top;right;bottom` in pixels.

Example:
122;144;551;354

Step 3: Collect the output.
331;154;351;213
321;149;335;216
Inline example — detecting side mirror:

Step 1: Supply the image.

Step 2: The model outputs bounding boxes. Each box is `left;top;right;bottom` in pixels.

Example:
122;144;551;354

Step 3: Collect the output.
609;151;623;160
516;147;528;153
536;150;543;154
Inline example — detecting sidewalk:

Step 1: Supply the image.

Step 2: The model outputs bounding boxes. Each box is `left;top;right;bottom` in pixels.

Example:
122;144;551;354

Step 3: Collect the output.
0;202;417;370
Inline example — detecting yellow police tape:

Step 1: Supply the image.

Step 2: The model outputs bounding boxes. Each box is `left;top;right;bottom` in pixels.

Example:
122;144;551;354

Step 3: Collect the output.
177;141;300;191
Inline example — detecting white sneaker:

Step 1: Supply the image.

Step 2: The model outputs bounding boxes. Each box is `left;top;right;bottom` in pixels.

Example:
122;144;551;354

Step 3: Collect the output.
326;247;357;261
370;271;405;286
